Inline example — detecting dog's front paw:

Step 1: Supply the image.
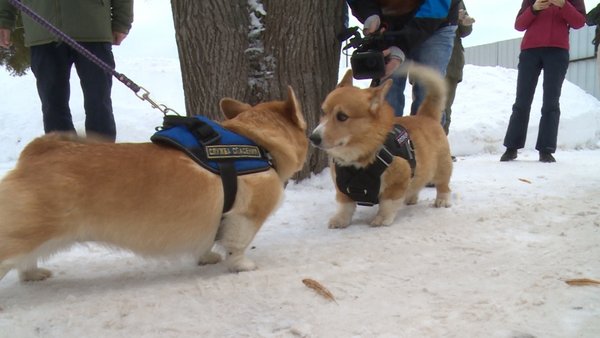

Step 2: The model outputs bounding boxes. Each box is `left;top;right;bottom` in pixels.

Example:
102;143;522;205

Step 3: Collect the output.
370;215;393;227
434;192;451;208
405;195;418;205
226;255;257;272
198;251;223;265
328;216;351;229
434;197;451;208
19;268;52;282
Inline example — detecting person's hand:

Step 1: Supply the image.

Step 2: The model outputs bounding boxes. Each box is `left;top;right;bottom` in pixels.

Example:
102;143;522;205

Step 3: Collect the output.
112;31;128;45
381;47;405;80
549;0;565;8
363;15;380;35
0;28;11;48
533;0;551;11
459;9;475;26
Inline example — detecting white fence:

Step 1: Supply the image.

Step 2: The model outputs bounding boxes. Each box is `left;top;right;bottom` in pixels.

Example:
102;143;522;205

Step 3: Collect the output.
464;25;599;100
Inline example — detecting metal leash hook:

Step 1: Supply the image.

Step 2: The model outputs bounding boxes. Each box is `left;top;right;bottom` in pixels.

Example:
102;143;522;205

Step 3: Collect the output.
135;86;180;116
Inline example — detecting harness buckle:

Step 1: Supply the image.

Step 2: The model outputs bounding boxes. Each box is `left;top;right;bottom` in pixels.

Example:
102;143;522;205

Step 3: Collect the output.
193;124;221;145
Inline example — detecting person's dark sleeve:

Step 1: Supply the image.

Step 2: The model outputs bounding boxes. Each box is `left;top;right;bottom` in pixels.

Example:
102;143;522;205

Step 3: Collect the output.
111;0;133;34
586;4;600;26
382;0;451;55
0;0;17;30
346;0;381;23
458;2;473;38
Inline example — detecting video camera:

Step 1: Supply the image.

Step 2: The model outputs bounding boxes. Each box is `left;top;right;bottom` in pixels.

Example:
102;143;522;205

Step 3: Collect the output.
339;26;388;80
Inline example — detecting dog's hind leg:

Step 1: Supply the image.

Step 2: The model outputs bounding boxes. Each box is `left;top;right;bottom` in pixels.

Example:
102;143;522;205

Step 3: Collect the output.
433;157;453;208
0;232;71;282
0;261;14;281
197;247;223;266
433;176;452;208
218;214;261;272
17;257;52;282
404;175;430;205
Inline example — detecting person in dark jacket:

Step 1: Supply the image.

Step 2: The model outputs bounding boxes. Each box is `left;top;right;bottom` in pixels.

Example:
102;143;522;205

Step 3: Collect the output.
444;1;474;136
0;0;134;142
346;0;459;118
586;2;600;89
500;0;586;163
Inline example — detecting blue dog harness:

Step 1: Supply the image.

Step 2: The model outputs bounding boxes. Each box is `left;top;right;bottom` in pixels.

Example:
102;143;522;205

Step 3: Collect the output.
335;125;415;206
151;115;272;213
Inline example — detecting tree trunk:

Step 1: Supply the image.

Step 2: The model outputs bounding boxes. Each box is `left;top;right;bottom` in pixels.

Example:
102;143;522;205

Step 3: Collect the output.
170;0;345;179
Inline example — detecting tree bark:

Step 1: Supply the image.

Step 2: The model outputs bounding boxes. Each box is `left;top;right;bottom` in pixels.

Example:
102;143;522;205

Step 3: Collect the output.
170;0;345;179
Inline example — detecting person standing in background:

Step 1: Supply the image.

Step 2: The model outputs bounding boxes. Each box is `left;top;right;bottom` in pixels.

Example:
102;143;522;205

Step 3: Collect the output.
444;1;474;138
346;0;459;118
500;0;586;163
0;0;134;142
586;3;600;81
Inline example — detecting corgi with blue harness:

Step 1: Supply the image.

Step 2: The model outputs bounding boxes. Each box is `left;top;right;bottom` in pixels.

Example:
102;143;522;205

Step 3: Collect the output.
0;87;308;282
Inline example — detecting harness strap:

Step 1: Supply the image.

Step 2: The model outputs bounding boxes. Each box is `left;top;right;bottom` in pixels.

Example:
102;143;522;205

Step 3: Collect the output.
335;124;416;206
385;126;416;173
218;162;237;213
162;115;220;145
159;116;236;214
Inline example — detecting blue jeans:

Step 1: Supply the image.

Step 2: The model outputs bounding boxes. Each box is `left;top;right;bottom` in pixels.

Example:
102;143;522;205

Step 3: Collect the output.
386;25;457;118
503;47;569;153
30;42;116;141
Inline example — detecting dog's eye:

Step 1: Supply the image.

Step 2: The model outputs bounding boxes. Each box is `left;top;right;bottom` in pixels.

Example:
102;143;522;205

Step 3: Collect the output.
336;112;349;122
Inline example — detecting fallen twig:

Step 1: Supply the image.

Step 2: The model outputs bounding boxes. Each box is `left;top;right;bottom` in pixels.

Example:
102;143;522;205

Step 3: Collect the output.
565;278;600;286
302;278;338;304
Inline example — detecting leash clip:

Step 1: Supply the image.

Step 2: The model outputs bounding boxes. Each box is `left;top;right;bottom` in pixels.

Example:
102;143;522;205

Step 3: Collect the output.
136;86;181;116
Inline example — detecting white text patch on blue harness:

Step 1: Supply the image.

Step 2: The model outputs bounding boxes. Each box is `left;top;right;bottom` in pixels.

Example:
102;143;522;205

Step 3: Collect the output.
206;145;262;159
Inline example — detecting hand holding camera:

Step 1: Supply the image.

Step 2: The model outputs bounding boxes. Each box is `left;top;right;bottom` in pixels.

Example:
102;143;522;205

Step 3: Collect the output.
363;15;381;35
459;9;475;26
533;0;551;11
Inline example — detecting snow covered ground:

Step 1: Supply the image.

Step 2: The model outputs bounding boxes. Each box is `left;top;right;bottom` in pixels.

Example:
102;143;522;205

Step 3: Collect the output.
1;1;600;337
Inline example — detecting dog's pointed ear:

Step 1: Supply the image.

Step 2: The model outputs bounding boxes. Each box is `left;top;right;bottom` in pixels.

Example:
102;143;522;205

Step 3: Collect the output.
285;86;307;130
220;98;253;120
337;69;354;88
369;79;393;114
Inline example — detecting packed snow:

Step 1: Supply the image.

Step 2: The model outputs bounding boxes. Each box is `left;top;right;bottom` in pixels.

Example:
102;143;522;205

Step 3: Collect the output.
0;1;599;337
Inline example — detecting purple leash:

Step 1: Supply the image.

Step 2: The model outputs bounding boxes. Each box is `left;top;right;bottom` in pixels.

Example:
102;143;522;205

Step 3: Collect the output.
7;0;179;116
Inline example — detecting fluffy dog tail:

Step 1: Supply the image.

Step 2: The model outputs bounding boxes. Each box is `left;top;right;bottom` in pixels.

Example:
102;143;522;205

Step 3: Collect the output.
396;61;447;121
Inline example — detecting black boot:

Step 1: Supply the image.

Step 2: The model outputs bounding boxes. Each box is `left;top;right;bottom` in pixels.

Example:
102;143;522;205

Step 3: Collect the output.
539;152;556;163
500;148;517;162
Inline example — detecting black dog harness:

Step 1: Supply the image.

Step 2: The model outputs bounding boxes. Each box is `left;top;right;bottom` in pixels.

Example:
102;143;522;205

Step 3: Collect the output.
151;115;272;213
335;125;415;206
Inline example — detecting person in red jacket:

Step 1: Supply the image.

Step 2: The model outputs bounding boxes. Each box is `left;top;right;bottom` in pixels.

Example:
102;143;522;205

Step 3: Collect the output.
500;0;586;163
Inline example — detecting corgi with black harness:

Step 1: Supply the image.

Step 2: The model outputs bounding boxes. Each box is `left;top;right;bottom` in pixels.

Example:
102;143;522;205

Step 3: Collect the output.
310;64;452;228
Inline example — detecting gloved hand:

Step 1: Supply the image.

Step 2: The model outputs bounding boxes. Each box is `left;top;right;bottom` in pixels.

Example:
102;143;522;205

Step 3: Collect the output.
363;15;381;35
381;46;405;80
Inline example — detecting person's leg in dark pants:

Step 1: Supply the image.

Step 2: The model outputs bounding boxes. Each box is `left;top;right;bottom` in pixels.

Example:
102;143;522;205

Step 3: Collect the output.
30;43;76;134
503;50;542;151
386;75;408;117
536;48;569;155
444;76;459;135
409;25;456;119
74;42;116;142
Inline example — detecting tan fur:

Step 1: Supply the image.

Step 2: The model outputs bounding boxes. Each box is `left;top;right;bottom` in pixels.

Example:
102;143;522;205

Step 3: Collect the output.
0;87;308;282
311;63;452;228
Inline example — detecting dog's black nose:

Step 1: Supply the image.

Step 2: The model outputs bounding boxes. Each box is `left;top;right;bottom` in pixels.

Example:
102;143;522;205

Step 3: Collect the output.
309;133;321;146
